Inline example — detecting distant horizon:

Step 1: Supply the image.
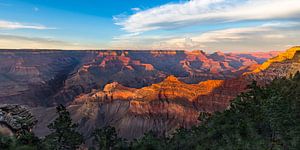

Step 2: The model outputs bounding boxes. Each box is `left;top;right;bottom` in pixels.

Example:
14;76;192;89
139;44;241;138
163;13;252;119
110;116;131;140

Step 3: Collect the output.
0;47;286;54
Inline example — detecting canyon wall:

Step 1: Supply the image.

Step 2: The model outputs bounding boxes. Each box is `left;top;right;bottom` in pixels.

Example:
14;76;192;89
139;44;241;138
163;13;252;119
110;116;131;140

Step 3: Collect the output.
1;48;292;140
0;49;278;106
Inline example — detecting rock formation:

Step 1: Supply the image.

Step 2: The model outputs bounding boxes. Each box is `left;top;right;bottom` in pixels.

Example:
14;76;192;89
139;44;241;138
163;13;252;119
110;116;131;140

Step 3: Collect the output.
0;105;36;136
0;48;288;140
247;46;300;84
53;50;279;105
57;47;298;139
0;50;97;106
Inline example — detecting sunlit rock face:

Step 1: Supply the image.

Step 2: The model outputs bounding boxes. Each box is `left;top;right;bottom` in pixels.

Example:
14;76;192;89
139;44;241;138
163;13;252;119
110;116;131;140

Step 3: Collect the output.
33;75;245;139
54;50;279;105
0;49;277;106
248;47;300;84
0;49;285;140
253;47;300;73
48;47;297;140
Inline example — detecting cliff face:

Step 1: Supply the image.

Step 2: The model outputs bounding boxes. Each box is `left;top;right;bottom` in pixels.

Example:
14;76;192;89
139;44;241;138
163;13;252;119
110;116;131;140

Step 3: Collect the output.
61;76;248;139
0;50;99;106
247;47;300;84
32;75;246;139
52;50;279;105
50;47;297;139
0;49;276;106
0;49;288;140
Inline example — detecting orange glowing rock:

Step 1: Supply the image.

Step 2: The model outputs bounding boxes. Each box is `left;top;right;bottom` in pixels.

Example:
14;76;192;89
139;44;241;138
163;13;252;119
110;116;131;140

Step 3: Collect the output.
253;46;300;73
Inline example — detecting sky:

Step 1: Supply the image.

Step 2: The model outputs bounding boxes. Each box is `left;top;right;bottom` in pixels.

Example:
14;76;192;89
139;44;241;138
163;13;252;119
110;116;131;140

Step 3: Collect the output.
0;0;300;52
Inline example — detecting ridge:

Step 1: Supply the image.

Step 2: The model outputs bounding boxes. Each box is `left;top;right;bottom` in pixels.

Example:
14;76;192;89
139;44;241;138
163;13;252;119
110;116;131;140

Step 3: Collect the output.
253;46;300;73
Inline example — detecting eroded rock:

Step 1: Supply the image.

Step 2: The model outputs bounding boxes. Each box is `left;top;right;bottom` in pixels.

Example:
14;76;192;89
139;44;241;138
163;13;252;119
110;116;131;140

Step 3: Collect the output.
0;104;37;135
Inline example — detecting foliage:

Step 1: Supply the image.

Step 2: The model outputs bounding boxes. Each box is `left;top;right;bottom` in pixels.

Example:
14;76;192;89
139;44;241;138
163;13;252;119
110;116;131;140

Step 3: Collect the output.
16;130;40;147
0;115;40;150
131;131;169;150
0;134;14;149
91;126;128;150
0;133;39;150
1;104;84;150
43;104;84;150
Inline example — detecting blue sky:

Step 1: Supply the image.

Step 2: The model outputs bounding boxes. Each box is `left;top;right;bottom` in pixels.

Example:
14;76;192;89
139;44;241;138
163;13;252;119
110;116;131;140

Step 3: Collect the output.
0;0;300;52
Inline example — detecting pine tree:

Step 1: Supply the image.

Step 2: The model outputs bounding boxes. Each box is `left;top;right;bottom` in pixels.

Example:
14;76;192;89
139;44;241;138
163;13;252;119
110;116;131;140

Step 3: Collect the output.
43;104;83;150
131;131;168;150
92;126;128;150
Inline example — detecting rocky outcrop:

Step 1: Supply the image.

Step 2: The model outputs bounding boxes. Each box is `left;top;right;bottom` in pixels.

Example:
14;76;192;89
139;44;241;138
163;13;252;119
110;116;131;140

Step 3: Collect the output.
247;47;300;84
253;47;299;73
0;105;37;136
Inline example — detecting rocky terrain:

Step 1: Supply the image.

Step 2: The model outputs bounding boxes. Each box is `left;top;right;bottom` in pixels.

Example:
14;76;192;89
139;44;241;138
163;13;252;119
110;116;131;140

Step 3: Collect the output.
0;50;98;106
247;46;300;84
50;50;280;106
49;47;298;139
1;48;294;140
0;49;278;106
32;76;248;139
0;104;36;136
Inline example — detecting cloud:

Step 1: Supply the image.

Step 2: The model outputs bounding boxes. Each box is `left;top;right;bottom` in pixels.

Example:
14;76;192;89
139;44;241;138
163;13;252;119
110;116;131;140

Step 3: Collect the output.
0;20;54;30
111;22;300;52
131;7;141;12
0;34;99;49
115;0;300;33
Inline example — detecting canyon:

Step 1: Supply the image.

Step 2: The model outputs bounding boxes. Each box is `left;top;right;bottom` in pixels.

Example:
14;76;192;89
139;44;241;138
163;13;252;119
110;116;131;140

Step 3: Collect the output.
1;48;299;140
0;49;279;106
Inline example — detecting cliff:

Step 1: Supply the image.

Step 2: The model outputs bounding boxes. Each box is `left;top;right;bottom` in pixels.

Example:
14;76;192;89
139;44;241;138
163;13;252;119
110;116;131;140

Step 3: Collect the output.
253;46;300;73
248;46;300;84
59;47;299;139
0;49;290;140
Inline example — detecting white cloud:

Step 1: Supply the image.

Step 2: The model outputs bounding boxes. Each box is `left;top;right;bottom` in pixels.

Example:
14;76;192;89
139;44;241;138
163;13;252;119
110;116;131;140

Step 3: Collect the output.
0;34;100;50
0;20;54;30
111;22;300;52
115;0;300;33
131;7;141;12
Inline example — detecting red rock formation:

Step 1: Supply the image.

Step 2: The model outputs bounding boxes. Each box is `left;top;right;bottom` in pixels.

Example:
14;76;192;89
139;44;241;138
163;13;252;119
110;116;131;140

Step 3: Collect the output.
66;74;248;139
0;49;288;140
47;49;279;107
55;47;298;139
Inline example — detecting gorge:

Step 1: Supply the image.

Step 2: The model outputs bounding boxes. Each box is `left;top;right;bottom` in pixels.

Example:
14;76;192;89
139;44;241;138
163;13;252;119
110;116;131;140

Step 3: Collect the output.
1;47;299;140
